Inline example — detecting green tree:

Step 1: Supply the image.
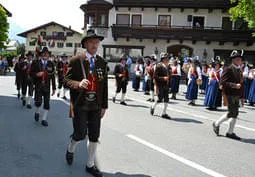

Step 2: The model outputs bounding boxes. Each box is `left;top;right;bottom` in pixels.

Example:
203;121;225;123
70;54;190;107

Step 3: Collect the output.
0;6;9;49
229;0;255;29
17;43;25;56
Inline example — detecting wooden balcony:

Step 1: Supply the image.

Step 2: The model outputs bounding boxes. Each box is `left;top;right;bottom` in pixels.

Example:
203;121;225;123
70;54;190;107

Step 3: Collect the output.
43;35;67;41
111;24;255;45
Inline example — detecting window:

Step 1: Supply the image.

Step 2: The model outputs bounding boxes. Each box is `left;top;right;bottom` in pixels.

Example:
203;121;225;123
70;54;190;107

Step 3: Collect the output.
58;32;64;36
89;15;95;25
103;45;143;62
66;43;73;47
29;41;36;46
75;43;81;48
57;42;64;48
192;16;205;28
40;31;46;36
234;18;248;30
222;17;232;30
132;15;141;26
66;32;73;37
116;14;130;26
100;14;106;26
158;15;171;26
52;31;58;36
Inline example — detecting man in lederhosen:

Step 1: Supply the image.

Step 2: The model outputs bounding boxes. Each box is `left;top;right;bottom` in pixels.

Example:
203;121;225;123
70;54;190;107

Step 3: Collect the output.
212;50;244;140
64;29;108;177
30;47;56;127
14;55;24;99
150;53;171;119
56;53;69;99
112;57;129;105
19;51;35;108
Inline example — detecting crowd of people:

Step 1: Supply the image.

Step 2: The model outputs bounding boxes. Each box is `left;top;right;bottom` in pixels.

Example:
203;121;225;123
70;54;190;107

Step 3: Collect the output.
6;28;255;176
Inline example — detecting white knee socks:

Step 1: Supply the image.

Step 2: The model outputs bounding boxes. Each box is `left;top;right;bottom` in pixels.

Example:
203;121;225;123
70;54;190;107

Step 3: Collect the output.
162;102;168;115
227;118;237;134
68;140;80;153
87;141;97;168
215;113;229;127
151;91;155;100
42;109;48;121
121;93;125;102
36;106;40;114
27;96;31;105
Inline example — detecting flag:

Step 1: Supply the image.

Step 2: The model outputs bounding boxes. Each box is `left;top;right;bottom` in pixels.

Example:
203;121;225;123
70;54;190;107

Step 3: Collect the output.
49;40;55;47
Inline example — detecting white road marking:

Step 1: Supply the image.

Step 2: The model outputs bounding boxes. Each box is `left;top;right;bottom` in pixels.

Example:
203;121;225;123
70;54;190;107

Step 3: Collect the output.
127;134;227;177
57;90;255;133
125;95;255;132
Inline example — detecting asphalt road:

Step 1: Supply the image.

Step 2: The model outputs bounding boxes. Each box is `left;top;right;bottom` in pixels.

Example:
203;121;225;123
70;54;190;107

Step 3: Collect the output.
0;73;255;177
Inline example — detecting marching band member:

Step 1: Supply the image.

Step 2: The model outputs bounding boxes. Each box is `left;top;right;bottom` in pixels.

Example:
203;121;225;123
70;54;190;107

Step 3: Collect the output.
113;57;129;105
56;53;69;99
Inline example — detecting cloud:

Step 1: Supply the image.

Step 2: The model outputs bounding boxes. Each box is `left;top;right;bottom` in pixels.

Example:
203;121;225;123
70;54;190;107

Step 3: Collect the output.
2;0;87;33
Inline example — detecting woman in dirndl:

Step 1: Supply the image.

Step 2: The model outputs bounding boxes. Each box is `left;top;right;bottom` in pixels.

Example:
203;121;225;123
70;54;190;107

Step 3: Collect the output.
186;58;202;106
170;60;181;99
204;60;222;110
248;68;255;106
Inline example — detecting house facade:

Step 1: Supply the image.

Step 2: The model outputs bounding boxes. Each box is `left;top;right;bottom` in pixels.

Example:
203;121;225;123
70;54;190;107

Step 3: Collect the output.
80;0;255;64
18;22;83;57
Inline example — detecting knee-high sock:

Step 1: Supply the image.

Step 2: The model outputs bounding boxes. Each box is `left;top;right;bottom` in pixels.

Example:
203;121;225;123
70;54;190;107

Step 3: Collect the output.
215;113;229;127
22;94;26;100
151;91;154;100
87;141;97;168
68;139;80;153
58;88;61;94
152;100;158;110
114;92;118;98
18;90;20;94
42;109;48;121
121;93;125;102
63;89;67;97
162;102;168;115
227;118;237;134
27;96;31;105
36;106;40;114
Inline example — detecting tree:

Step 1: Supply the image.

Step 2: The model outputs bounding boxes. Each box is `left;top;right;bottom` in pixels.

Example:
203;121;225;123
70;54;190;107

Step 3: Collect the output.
0;6;9;49
17;43;26;56
229;0;255;29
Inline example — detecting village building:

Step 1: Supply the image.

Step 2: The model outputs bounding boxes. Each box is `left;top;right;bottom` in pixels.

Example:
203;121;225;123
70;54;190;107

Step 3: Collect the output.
18;21;83;57
80;0;255;64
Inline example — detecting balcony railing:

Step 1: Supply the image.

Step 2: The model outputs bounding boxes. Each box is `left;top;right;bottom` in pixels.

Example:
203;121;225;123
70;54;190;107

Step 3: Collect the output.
43;35;67;41
112;24;255;43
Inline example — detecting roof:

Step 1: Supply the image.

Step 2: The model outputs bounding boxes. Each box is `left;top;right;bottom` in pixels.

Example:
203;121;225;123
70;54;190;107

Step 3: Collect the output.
0;4;12;17
113;0;232;9
80;0;113;11
17;21;82;38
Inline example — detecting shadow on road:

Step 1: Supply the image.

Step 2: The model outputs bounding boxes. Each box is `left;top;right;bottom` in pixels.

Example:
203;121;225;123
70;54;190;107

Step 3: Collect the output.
104;172;152;177
241;138;255;145
171;117;203;124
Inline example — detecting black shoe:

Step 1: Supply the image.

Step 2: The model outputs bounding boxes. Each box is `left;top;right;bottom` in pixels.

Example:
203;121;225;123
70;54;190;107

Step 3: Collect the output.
62;96;67;100
22;99;26;106
41;120;48;127
34;113;39;122
65;150;74;165
150;107;154;115
112;97;116;103
188;102;195;106
151;99;155;102
212;122;220;136
207;107;217;111
120;101;127;105
27;104;32;109
226;133;241;140
86;166;103;177
57;93;60;97
162;114;171;119
249;102;254;106
147;98;152;102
